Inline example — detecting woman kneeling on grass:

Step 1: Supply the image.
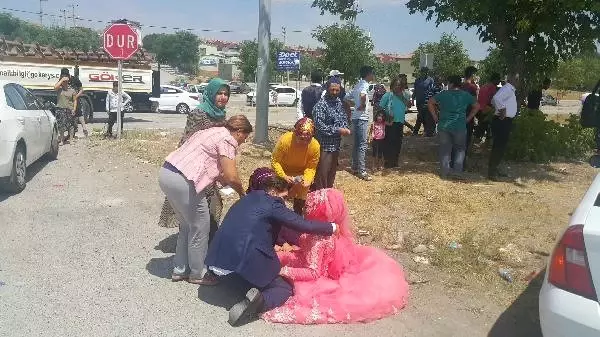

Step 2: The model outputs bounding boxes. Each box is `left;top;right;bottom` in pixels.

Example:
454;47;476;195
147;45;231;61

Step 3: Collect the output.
159;115;250;285
428;75;479;179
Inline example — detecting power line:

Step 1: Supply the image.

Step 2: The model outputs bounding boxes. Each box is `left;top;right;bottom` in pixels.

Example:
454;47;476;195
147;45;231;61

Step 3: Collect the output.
1;6;312;36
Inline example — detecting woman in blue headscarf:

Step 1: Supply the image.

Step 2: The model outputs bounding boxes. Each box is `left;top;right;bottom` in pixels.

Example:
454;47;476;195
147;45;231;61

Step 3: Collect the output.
158;78;231;229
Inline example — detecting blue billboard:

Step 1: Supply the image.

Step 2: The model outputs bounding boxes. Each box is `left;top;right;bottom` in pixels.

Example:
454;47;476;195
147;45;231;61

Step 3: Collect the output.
276;51;300;71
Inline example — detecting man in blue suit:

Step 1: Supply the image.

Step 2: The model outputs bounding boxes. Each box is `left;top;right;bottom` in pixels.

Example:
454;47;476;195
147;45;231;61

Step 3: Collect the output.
204;170;336;326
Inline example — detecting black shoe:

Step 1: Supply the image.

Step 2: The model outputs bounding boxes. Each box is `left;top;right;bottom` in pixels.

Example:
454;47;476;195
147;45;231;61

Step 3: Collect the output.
228;288;264;327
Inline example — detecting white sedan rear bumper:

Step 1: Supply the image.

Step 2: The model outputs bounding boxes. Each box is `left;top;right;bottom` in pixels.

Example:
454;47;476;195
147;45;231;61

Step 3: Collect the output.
539;281;600;337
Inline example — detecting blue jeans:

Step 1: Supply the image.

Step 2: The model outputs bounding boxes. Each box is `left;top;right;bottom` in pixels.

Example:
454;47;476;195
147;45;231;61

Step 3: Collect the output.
438;129;467;177
351;119;369;173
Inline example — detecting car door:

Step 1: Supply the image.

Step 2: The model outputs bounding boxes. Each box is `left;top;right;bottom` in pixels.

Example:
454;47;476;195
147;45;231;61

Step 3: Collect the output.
15;84;50;157
281;88;296;105
3;84;39;164
159;86;178;111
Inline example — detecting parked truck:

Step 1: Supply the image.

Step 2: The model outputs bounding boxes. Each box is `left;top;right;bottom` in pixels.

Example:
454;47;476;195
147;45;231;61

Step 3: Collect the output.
0;38;160;122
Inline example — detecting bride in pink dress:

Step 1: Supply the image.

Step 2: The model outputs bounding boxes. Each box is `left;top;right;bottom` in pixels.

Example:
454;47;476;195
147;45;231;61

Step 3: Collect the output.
262;188;409;324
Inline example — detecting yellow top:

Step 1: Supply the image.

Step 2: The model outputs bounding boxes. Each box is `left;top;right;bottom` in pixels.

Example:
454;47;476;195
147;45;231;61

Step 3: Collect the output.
271;131;320;198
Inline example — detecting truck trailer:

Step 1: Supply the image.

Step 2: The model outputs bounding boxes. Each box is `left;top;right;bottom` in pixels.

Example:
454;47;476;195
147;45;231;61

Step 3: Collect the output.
0;38;160;122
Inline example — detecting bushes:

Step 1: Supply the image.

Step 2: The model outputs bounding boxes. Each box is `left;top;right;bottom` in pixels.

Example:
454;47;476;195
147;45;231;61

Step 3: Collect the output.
505;108;594;162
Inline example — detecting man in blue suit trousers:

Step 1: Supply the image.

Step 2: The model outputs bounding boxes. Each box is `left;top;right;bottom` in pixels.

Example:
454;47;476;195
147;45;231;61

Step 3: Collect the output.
204;171;336;326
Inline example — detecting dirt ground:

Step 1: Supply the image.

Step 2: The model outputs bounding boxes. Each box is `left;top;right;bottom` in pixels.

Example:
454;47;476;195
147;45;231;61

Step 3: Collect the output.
1;134;562;337
84;125;598;336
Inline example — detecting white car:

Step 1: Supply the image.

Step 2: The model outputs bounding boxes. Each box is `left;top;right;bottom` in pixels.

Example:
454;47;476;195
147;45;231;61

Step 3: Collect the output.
0;81;59;193
149;85;200;114
539;173;600;337
246;85;298;106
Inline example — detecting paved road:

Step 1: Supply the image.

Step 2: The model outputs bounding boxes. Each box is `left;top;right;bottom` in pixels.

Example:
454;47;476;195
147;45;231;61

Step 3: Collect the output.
88;95;582;132
0;141;509;337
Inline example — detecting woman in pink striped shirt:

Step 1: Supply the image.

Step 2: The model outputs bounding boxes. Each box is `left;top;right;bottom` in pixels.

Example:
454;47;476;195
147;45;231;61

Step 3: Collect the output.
159;115;252;285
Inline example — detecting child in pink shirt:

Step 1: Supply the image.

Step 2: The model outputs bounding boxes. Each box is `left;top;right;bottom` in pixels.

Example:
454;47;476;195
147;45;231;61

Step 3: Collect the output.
368;111;386;170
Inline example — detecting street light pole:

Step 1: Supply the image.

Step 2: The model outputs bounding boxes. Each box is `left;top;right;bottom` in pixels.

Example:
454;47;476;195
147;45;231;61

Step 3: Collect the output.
254;0;271;144
39;0;48;25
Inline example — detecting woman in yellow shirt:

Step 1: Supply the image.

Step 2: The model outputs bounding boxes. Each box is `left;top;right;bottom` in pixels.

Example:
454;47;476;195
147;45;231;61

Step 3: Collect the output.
271;118;320;215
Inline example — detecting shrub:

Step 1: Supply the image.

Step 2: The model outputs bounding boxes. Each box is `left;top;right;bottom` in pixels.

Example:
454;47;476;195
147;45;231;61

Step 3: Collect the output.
505;108;594;162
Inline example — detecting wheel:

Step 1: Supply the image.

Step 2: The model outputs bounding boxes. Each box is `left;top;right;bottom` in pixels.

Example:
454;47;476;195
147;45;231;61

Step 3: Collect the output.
291;98;299;107
2;143;26;193
176;103;190;114
44;127;59;161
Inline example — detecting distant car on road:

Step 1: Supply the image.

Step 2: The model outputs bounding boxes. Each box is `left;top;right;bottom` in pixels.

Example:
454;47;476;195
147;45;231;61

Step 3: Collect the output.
228;82;253;94
0;81;59;193
149;85;200;114
246;85;298;106
541;94;558;106
539;172;600;337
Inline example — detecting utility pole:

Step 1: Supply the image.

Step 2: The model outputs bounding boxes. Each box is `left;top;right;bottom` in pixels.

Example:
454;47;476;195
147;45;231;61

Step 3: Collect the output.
255;0;271;144
39;0;48;25
68;3;78;27
60;9;67;28
282;26;289;85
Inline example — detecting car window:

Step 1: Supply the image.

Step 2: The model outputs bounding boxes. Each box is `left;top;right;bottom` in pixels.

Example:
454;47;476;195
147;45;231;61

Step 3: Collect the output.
4;85;27;110
278;88;295;94
187;87;198;93
14;84;41;110
161;87;179;94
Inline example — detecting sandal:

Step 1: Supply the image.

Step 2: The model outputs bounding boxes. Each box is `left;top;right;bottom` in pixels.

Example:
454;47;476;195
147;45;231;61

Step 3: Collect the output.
171;274;188;282
357;172;373;181
188;272;220;286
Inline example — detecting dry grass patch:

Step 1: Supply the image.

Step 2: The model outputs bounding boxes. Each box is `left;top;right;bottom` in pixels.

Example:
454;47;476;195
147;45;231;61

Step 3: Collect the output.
88;128;597;303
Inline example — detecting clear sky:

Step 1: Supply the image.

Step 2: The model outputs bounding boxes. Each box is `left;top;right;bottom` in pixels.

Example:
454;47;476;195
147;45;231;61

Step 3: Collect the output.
2;0;492;60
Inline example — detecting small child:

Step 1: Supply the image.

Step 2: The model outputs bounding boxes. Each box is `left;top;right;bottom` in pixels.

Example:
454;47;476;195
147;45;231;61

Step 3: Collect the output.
368;111;387;171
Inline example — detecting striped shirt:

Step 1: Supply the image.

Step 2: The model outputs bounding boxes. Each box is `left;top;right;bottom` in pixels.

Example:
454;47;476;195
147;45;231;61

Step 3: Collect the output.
165;127;238;193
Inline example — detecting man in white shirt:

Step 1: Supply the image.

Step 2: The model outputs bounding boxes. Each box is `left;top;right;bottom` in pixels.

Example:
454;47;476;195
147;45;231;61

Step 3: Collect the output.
349;66;375;181
105;81;132;137
489;74;518;180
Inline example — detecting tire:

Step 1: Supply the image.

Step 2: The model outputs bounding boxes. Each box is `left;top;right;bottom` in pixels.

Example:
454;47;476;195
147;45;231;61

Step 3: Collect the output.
291;98;299;107
176;103;190;114
2;143;26;193
44;127;59;161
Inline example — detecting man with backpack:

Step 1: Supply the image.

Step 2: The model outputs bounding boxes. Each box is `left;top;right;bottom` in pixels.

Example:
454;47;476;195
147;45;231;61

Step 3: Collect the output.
296;71;324;120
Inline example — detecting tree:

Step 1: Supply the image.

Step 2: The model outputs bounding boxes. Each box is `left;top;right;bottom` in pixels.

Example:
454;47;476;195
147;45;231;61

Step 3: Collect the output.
410;33;471;80
237;39;286;82
312;23;374;83
0;13;100;51
298;54;321;79
554;53;600;94
478;48;507;84
404;0;600;97
312;0;600;100
143;32;199;74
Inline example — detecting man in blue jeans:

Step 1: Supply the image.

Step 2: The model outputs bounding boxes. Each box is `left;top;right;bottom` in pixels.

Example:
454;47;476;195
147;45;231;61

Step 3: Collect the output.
428;75;480;178
349;66;375;181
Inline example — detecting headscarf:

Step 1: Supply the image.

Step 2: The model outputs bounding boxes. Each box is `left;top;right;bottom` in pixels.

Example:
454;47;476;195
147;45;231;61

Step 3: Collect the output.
305;188;357;279
198;78;229;119
324;77;342;101
294;117;315;139
246;167;276;194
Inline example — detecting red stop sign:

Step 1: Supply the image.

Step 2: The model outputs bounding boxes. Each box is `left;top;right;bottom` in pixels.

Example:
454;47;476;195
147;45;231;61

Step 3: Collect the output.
103;24;139;60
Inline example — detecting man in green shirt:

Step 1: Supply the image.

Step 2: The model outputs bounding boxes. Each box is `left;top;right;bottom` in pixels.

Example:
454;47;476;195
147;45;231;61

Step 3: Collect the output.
428;75;480;178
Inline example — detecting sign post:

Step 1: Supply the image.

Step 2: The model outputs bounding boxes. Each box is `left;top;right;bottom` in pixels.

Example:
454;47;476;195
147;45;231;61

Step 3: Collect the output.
103;22;139;139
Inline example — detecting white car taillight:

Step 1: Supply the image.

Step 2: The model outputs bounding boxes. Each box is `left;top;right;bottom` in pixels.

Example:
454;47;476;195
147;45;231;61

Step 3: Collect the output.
548;224;598;301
